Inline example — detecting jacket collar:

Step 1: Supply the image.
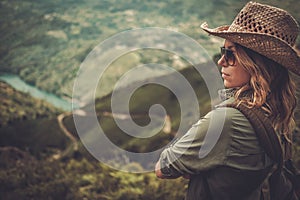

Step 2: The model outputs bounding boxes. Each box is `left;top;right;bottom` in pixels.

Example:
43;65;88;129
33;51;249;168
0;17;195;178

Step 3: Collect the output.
218;88;238;101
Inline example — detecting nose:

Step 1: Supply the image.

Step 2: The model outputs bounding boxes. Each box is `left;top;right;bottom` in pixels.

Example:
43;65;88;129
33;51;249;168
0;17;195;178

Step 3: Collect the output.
217;55;227;67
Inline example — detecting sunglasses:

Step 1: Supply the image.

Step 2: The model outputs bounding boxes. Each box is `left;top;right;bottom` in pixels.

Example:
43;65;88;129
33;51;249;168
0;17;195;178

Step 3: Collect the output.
220;47;236;66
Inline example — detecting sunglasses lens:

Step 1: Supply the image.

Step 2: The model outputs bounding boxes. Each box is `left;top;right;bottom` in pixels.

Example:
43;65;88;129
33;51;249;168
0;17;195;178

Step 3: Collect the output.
220;47;235;66
220;47;226;56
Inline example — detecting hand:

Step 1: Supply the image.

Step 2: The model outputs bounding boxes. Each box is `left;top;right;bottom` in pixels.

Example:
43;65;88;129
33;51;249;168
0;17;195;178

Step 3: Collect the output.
155;162;164;178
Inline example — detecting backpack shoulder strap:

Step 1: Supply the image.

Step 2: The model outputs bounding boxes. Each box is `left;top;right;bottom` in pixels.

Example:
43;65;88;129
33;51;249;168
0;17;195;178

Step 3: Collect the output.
221;103;299;200
225;103;283;165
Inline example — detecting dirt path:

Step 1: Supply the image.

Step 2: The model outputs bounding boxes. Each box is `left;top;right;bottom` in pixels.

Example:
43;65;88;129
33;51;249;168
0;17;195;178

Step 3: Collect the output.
58;112;78;150
102;111;172;133
50;112;78;160
51;109;172;160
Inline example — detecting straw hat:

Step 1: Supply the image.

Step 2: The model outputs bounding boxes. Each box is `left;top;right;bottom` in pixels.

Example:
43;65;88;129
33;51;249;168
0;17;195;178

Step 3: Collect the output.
201;1;300;75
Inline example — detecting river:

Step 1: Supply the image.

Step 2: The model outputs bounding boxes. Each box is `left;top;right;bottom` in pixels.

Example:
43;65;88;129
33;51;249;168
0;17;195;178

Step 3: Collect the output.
0;74;73;111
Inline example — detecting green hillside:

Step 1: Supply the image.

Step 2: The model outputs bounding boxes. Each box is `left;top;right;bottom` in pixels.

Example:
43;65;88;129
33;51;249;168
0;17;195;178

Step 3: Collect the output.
1;0;300;199
1;0;299;97
0;64;210;199
92;65;212;153
1;63;299;199
0;81;61;127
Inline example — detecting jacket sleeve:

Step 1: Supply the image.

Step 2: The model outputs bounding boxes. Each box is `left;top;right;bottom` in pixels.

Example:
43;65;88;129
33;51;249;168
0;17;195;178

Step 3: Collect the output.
158;106;273;178
158;107;233;177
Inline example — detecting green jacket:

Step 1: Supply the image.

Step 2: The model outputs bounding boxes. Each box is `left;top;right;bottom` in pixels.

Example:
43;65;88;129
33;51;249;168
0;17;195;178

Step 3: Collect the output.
158;97;274;199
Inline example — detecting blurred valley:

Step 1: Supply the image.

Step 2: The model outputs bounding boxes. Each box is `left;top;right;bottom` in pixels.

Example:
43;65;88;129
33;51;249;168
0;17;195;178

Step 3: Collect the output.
0;0;299;199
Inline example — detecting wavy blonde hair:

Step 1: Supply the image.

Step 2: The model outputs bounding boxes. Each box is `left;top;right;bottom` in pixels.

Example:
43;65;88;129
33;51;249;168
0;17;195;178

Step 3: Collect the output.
233;44;297;138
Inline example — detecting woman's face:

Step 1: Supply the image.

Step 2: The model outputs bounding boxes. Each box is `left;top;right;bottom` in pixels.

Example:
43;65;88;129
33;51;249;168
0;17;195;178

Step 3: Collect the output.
218;40;251;88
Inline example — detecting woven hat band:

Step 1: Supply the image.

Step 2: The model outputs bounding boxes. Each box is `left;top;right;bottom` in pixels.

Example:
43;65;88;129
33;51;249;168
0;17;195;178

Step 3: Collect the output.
228;2;299;47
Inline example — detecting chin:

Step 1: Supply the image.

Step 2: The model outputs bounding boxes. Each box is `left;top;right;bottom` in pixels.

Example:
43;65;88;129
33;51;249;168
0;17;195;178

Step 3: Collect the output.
224;82;232;88
224;81;238;88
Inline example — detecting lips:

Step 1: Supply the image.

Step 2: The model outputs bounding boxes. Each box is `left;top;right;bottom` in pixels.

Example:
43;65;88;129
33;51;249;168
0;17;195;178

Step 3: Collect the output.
222;72;230;78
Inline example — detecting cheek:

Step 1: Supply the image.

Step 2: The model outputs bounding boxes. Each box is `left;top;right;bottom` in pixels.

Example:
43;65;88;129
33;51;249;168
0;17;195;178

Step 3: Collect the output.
234;69;250;86
224;68;250;88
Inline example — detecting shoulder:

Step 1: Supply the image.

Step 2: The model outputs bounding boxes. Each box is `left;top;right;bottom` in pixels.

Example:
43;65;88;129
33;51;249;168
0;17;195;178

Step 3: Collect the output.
212;97;252;126
195;101;255;143
203;100;256;145
206;104;251;130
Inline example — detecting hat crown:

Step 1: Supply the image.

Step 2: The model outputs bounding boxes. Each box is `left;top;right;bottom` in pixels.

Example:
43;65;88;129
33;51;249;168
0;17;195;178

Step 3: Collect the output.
228;1;300;46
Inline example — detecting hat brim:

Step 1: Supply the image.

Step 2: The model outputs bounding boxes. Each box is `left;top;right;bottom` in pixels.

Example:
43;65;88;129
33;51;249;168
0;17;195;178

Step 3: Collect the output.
201;22;300;76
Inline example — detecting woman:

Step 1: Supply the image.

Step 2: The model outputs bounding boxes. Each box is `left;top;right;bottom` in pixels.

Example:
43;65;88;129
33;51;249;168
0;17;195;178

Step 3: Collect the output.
155;1;300;199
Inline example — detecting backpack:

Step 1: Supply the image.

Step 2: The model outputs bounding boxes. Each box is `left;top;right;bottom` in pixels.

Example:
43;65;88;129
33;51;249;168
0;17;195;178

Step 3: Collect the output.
226;103;300;200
